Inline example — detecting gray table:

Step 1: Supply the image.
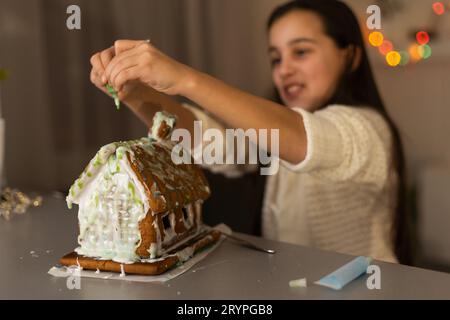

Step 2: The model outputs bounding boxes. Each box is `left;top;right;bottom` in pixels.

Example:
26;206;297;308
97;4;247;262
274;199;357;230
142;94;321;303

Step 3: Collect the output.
1;195;450;299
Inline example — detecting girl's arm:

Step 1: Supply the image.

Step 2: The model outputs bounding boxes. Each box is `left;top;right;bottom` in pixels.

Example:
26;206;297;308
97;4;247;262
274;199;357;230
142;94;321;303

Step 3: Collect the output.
183;71;307;163
104;40;307;164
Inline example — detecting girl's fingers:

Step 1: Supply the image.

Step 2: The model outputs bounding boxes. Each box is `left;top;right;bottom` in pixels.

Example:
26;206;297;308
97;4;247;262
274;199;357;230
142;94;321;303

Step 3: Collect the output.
104;44;147;85
114;39;150;55
99;47;114;83
90;53;104;76
116;81;138;100
90;68;102;87
114;65;142;93
100;47;114;67
111;63;139;91
90;52;101;68
109;53;142;88
90;69;108;92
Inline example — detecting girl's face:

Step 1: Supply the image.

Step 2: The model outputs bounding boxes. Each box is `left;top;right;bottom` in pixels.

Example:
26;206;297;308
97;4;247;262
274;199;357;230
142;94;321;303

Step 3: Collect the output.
269;10;350;111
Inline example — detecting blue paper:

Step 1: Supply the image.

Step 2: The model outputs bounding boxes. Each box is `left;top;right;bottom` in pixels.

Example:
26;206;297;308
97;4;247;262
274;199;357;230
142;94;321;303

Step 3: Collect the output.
315;256;372;290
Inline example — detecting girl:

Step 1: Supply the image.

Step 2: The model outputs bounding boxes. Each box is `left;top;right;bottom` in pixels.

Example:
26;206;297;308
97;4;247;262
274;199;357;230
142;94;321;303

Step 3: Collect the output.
90;0;412;264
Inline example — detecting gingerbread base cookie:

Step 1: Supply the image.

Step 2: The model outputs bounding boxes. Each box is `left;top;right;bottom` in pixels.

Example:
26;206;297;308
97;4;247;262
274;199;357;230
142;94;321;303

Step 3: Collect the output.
60;229;221;275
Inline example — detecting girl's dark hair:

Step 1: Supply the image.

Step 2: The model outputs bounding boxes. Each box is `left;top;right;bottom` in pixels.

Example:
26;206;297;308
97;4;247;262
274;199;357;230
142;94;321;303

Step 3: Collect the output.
268;0;413;265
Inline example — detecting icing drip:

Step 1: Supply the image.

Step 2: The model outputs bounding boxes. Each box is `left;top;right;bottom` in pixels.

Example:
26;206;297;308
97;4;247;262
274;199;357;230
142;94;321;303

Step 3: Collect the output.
148;243;158;259
150;111;176;141
75;154;147;263
149;217;162;259
176;246;194;263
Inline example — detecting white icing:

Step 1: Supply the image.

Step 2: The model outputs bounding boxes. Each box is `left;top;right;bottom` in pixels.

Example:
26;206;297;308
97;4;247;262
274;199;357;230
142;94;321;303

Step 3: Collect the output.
176;246;194;263
148;217;162;259
75;153;147;264
289;278;307;288
119;156;150;215
139;255;172;263
150;111;176;141
148;243;158;259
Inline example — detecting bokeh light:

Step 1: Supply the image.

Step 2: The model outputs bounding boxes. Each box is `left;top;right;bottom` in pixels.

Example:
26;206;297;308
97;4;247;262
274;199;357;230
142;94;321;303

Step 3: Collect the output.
378;40;393;55
399;51;410;66
418;44;432;59
408;43;422;62
386;51;401;67
368;31;384;47
432;2;445;15
416;31;430;45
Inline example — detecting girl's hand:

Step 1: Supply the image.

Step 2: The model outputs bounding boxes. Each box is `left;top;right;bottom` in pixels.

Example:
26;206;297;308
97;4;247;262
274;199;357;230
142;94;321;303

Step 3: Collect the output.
103;40;195;96
90;40;159;105
89;46;114;95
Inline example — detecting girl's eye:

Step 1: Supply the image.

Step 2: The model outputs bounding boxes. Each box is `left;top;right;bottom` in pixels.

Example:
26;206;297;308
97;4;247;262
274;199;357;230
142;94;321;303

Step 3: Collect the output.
294;49;310;57
270;58;281;67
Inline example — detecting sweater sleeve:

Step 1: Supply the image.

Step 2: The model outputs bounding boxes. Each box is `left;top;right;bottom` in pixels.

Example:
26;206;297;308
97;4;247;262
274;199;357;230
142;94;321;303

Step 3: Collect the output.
181;103;258;178
282;105;393;190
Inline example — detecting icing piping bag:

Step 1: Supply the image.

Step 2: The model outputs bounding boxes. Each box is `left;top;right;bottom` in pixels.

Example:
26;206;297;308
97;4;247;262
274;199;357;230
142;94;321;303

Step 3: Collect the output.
315;256;372;290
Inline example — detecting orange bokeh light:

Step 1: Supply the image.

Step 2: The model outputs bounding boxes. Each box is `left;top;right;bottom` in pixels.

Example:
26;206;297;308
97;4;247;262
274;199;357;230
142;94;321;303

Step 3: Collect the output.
386;51;401;67
368;31;384;47
408;44;422;62
378;40;393;55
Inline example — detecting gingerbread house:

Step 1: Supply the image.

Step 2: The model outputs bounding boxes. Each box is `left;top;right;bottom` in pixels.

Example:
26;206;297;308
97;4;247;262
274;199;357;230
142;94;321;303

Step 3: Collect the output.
60;112;220;275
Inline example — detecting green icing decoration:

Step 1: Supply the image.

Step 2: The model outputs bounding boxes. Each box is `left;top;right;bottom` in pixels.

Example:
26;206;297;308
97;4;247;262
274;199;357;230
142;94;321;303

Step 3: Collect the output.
105;84;120;110
128;182;135;197
116;146;127;160
94;193;99;208
128;182;142;206
93;154;103;167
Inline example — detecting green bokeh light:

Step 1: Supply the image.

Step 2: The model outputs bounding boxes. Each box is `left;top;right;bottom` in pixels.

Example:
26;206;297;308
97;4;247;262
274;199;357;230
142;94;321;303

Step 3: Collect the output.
399;51;410;66
418;44;432;59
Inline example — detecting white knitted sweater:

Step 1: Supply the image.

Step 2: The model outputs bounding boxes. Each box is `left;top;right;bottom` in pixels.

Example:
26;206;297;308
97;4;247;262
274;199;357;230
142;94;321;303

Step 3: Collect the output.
183;104;398;263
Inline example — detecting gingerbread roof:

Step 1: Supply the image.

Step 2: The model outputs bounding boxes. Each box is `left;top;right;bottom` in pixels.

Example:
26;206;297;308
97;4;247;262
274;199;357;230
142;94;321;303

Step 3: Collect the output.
66;112;210;214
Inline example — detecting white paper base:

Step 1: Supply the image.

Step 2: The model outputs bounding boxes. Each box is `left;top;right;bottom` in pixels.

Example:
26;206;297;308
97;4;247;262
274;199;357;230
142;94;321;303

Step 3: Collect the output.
48;224;231;283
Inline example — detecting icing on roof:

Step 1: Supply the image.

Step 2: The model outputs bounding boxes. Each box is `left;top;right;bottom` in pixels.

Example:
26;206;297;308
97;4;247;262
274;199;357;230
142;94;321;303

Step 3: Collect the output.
66;112;210;214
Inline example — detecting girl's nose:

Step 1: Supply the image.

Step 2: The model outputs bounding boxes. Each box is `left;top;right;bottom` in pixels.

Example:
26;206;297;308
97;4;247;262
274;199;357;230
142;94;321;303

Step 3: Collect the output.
279;58;296;79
